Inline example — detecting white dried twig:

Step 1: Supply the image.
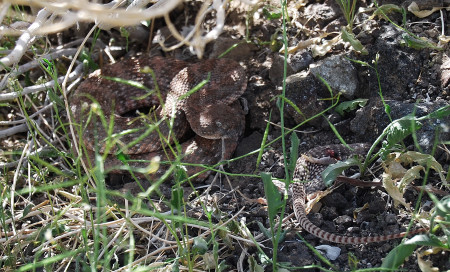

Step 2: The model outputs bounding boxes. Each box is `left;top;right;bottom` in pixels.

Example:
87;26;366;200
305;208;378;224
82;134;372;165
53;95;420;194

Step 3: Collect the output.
0;8;52;72
0;0;184;35
1;0;254;61
0;62;84;101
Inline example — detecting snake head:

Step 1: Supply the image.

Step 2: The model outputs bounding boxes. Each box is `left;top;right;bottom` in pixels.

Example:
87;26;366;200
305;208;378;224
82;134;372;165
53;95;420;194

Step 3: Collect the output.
185;102;245;140
324;148;341;160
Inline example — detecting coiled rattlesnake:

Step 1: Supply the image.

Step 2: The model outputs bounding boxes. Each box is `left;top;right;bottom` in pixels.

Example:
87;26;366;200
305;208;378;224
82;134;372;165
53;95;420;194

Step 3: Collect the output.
71;56;247;180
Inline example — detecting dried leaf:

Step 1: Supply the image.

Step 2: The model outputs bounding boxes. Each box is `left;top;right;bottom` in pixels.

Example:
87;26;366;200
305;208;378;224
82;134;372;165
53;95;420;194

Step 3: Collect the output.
417;248;443;272
395;151;446;183
144;156;160;174
418;255;439;272
311;35;340;57
353;203;369;219
382;151;447;208
399;165;425;189
439;35;450;44
286;37;319;54
382;172;410;209
202;252;216;270
306;185;337;213
408;2;442;18
387;160;407;179
315;245;341;260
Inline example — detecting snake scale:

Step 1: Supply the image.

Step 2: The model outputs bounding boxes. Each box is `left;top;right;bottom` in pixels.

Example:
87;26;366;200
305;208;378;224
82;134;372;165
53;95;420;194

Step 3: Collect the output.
71;56;247;180
289;143;426;244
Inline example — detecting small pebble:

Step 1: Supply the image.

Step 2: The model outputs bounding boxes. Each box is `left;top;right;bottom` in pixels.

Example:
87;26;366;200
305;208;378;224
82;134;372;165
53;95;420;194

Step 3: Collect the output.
384;213;397;224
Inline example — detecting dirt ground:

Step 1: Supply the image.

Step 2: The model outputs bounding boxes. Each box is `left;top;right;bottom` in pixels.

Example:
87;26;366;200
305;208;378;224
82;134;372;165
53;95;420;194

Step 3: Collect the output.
2;0;450;271
178;0;449;270
154;0;449;270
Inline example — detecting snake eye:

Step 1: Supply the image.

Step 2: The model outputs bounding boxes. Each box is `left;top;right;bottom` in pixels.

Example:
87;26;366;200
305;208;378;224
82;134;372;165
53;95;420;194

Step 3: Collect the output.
215;121;222;127
325;148;338;159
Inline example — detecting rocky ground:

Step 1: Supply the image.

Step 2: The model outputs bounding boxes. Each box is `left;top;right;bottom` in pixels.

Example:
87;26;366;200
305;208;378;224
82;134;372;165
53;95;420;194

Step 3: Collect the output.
195;0;449;270
1;0;450;271
116;0;450;270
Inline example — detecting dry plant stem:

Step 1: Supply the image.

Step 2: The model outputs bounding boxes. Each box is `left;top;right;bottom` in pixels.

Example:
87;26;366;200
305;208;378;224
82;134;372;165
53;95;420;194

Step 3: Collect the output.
12;48;79;77
1;230;35;245
0;205;64;232
113;244;180;272
150;223;169;244
0;123;29;138
10;141;30;236
0;0;253;62
0;103;54;126
0;140;64;169
1;204;260;249
114;210;259;271
33;228;86;253
1;0;184;35
238;247;247;272
0;200;49;227
0;62;84;100
159;0;213;52
0;9;51;71
22;99;54;143
98;222;128;260
62;22;99;188
159;0;226;57
192;0;226;57
0;2;11;23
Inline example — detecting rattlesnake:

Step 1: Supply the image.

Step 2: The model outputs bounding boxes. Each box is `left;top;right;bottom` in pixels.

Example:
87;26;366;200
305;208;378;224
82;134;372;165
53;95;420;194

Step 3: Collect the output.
289;144;427;244
71;56;426;244
71;56;247;180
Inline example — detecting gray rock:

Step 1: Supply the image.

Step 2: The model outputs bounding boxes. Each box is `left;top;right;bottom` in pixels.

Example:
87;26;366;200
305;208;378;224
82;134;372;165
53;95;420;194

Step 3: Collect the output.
368;198;386;214
379;24;404;46
269;53;294;86
210;37;256;61
355;25;423;100
308;212;324;227
322;192;348;209
288;50;313;73
350;100;450;155
284;71;328;127
125;25;149;45
321;206;338;220
310;55;359;98
302;1;340;29
384;214;398;225
334;215;353;227
234;131;263;157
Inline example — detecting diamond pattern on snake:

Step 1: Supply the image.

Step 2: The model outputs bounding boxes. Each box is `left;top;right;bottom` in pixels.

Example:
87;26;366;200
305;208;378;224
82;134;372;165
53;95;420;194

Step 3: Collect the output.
287;144;427;244
71;56;247;181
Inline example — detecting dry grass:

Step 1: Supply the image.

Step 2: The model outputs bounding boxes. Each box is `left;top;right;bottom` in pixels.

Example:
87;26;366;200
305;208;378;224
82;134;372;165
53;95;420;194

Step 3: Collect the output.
0;1;265;270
